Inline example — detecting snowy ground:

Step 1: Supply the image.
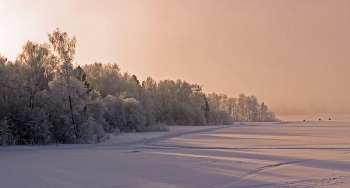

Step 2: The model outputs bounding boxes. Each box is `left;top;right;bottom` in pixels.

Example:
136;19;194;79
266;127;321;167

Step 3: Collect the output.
1;120;350;188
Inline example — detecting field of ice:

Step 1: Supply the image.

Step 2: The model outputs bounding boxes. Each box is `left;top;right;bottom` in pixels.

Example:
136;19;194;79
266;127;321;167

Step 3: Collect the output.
1;119;350;188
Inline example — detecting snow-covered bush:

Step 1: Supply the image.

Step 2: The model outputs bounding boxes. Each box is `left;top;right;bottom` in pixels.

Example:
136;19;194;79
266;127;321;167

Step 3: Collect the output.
123;97;146;132
103;95;126;131
0;119;9;147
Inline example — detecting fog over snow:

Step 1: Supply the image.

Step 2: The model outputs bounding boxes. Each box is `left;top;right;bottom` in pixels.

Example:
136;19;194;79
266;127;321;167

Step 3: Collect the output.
1;119;350;187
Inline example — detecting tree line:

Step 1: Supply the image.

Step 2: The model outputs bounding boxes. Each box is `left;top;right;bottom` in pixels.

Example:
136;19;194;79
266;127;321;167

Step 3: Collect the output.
0;29;278;146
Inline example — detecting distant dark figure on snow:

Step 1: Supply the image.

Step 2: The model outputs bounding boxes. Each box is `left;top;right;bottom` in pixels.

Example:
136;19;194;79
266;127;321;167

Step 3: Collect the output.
319;119;321;121
303;119;305;121
329;118;331;120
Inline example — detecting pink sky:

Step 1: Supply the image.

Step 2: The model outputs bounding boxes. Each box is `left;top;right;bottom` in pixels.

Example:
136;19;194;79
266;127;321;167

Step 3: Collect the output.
1;0;350;117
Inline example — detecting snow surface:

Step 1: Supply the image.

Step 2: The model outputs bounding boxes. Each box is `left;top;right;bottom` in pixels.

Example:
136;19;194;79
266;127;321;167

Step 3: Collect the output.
1;120;350;187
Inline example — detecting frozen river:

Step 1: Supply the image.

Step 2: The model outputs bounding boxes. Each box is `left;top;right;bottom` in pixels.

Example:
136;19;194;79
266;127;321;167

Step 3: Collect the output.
1;119;350;187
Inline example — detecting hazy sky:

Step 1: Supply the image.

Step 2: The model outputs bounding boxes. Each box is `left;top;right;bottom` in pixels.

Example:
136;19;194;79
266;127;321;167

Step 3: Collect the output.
1;0;350;116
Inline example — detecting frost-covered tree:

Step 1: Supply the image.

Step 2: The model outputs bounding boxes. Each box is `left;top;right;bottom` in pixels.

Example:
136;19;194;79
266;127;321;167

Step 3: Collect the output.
83;62;123;97
139;89;156;126
0;54;10;121
206;93;234;125
16;41;56;144
0;43;56;145
47;29;105;143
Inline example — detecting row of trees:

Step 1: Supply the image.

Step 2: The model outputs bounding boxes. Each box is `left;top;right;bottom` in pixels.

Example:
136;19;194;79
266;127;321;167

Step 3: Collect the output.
207;93;278;122
0;29;278;146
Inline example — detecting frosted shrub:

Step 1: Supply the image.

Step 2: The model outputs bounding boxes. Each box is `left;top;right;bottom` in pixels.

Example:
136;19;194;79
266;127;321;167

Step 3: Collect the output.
78;116;105;143
141;123;169;132
77;116;94;143
192;107;207;126
0;119;9;147
28;107;52;145
103;95;126;131
167;100;195;125
88;97;109;132
221;111;234;125
123;97;146;132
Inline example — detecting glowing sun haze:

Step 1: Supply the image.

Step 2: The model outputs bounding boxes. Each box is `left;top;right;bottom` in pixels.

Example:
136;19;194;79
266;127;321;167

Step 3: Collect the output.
1;0;350;117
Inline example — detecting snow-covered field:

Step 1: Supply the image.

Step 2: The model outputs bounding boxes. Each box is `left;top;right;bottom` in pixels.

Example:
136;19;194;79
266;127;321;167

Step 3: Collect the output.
1;119;350;188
